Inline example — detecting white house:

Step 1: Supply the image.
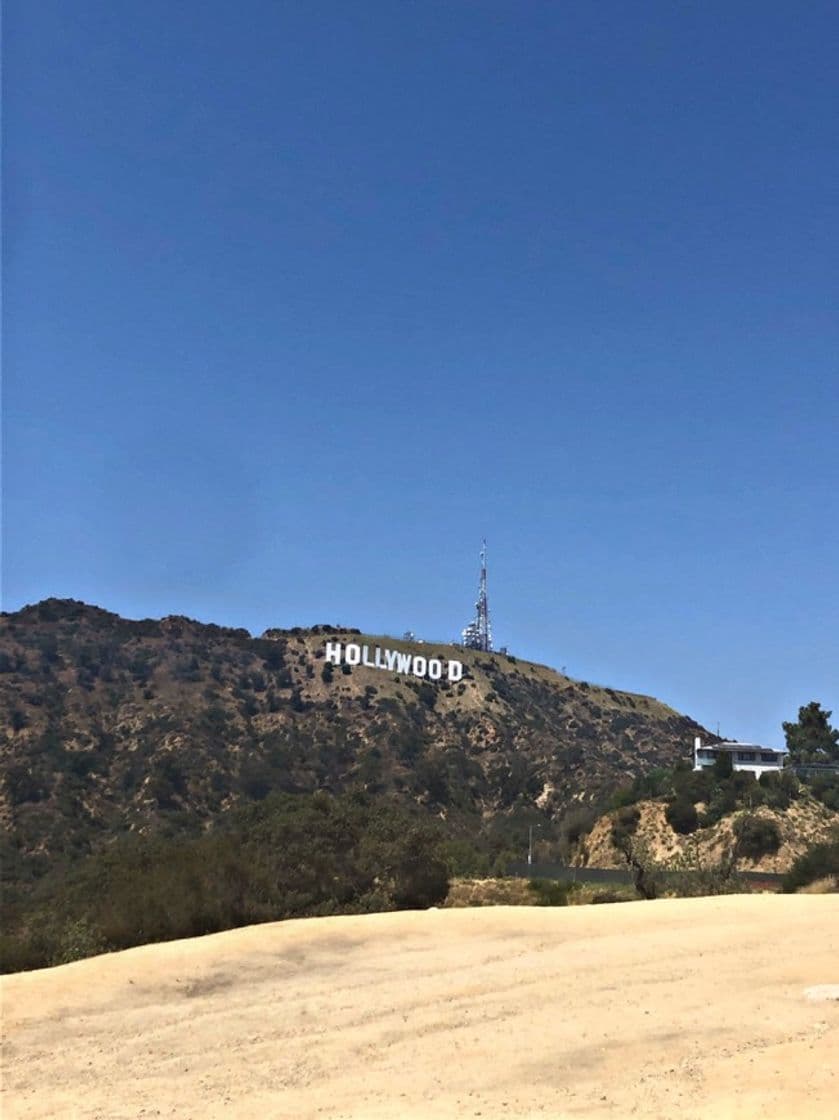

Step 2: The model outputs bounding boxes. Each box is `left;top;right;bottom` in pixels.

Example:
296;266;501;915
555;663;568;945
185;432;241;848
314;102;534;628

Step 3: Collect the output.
693;736;788;778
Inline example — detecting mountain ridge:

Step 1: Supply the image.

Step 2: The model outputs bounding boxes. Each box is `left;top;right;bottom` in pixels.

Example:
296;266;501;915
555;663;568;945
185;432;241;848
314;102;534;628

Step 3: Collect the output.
1;597;712;881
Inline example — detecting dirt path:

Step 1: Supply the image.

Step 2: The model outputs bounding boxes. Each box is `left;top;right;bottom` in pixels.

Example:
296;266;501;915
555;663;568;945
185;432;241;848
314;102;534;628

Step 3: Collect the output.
2;895;838;1118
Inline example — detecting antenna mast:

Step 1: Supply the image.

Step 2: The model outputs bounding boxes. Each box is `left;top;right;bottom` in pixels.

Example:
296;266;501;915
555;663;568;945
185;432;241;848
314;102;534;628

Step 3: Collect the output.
462;539;493;651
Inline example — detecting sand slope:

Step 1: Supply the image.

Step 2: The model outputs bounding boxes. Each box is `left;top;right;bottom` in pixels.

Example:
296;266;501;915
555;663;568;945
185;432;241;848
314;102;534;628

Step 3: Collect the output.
2;895;838;1119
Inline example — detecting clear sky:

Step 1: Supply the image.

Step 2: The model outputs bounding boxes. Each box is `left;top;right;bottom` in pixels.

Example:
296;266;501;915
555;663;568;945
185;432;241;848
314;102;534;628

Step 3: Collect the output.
3;1;837;748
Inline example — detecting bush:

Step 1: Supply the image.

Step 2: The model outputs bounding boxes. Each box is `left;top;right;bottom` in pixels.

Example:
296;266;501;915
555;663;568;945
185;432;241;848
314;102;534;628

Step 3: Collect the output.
664;844;741;896
665;799;699;835
527;878;574;906
0;792;451;972
560;806;598;853
590;890;632;904
700;783;739;827
612;834;661;900
713;751;734;780
4;765;43;805
783;838;839;893
10;708;29;731
808;774;839;812
672;768;713;805
759;770;799;810
51;918;108;966
440;839;491;878
733;814;781;860
0;933;52;974
610;786;638;810
612;805;640;840
637;766;674;800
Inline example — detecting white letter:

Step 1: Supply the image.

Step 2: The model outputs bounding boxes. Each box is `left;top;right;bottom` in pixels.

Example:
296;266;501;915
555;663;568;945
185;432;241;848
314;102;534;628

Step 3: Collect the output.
362;644;376;668
447;660;463;682
325;642;342;665
396;652;412;673
345;643;361;666
385;649;399;671
412;656;427;677
374;646;384;668
428;659;442;680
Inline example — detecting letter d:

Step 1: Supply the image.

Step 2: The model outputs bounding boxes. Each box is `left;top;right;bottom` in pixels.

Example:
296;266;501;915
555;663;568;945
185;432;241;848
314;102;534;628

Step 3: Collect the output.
447;660;463;682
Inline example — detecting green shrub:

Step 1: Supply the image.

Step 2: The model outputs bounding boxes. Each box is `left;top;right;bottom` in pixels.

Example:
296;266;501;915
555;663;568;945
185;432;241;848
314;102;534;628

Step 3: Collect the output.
610;786;639;810
758;770;799;810
732;770;760;801
782;838;839;892
0;792;452;972
637;766;673;800
440;839;490;878
664;844;741;896
0;933;52;974
527;879;574;906
560;806;598;851
733;814;781;860
701;783;739;827
808;775;839;812
609;806;640;842
713;751;734;780
51;918;108;966
665;799;699;835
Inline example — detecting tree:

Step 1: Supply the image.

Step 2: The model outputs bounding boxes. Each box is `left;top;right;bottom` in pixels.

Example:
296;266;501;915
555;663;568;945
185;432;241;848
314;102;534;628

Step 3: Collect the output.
783;702;839;764
782;838;839;893
713;750;734;780
733;814;781;860
610;817;658;900
614;834;660;900
665;799;699;835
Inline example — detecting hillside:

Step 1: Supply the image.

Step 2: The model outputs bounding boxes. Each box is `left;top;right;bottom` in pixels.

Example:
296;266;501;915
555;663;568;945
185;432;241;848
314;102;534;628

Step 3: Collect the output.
582;797;839;875
1;598;711;882
3;897;838;1119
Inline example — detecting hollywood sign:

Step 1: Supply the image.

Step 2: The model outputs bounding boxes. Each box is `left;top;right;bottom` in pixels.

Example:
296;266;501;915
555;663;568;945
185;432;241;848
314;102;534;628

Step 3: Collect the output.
324;642;463;683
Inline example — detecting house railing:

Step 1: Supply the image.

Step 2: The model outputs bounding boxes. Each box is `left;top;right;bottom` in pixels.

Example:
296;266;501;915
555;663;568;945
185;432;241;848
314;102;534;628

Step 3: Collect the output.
789;763;839;777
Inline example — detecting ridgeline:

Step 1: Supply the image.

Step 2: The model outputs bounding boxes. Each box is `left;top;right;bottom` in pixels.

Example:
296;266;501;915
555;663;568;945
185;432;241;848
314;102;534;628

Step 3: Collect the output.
1;598;711;878
0;598;725;969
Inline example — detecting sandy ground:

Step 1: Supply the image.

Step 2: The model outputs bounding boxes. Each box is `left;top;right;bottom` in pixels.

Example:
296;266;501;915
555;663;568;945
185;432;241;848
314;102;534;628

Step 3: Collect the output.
2;895;838;1120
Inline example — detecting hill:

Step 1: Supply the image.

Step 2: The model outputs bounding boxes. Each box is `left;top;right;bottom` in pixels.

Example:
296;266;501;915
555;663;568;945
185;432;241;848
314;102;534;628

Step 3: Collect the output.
0;598;711;884
3;896;838;1119
573;754;839;880
583;797;838;874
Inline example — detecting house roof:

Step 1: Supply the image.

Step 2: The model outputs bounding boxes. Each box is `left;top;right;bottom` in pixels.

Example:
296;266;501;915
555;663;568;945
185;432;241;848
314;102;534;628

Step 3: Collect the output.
714;742;787;754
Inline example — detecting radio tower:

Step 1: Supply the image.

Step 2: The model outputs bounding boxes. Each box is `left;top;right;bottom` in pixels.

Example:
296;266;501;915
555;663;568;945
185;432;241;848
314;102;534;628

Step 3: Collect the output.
461;539;493;651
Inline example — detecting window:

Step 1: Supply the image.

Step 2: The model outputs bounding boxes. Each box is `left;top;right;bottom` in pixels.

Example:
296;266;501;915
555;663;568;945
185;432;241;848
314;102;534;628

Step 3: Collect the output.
760;753;778;764
736;751;757;762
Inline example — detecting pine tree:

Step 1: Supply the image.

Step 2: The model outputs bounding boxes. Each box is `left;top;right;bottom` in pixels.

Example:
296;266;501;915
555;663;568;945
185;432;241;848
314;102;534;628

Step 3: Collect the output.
782;702;839;763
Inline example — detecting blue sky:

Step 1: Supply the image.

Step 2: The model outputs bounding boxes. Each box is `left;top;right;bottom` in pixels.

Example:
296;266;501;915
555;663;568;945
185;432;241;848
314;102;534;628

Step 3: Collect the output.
3;1;837;748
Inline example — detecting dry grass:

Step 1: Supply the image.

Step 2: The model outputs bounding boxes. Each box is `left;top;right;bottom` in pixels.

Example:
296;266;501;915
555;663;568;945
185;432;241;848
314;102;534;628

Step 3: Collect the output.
3;896;838;1119
445;877;638;908
443;877;534;907
797;876;839;894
